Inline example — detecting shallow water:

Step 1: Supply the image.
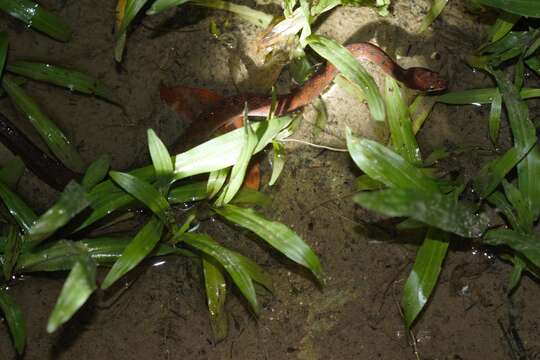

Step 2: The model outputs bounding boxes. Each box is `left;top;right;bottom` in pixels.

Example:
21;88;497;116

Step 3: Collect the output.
1;0;540;359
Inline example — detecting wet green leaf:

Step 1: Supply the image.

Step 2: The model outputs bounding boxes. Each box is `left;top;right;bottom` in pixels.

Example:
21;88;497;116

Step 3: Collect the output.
0;32;7;76
147;129;173;189
2;76;85;173
0;0;72;41
182;232;259;313
312;97;328;138
6;61;114;102
384;76;421;164
168;182;208;204
47;250;96;333
437;87;540;105
0;181;37;232
0;156;25;190
269;141;285;186
409;94;437;134
110;171;172;224
27;181;89;246
307;34;385;122
353;188;489;238
116;0;150;37
355;174;384;191
488;91;502;143
202;257;228;342
486;11;520;43
517;145;540;220
207;168;229;199
228;251;273;292
0;288;26;354
101;216;164;289
214;205;323;283
82;154;111;191
484;229;540;268
476;0;540;18
2;225;21;279
418;0;448;33
487;191;521;231
402;228;448;327
346;130;438;193
502;180;533;232
230;187;271;208
526;56;540;77
508;255;526;293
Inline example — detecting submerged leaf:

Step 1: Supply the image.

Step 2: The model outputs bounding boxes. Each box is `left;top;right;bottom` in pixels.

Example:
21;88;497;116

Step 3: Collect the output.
418;0;449;33
269;141;285;186
402;228;448;327
0;289;26;354
484;229;540;268
202;257;228;341
0;156;25;190
476;0;540;18
0;181;37;232
82;154;112;191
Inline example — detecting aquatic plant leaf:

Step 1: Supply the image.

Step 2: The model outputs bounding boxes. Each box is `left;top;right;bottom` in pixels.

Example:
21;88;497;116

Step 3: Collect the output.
182;232;259;313
207;168;229;199
76;189;134;232
346;130;439;193
508;256;526;293
502;180;533;232
409;94;437;134
353;188;489;238
101;216;164;289
488;91;502;143
418;0;448;33
290;54;314;85
335;74;365;103
487;191;521;231
229;187;271;208
384;76;421;164
168;182;208;204
476;0;540;18
202;257;228;342
2;225;21;279
356;174;384;191
214;205;324;283
147;0;193;14
484;229;540;268
402;228;448;327
215;117;258;206
517;145;540;220
114;0;128;62
269;141;285;186
437;87;540;105
307;34;385;122
147;129;173;191
6;61;114;102
487;11;520;43
526;56;540;77
0;156;25;190
27;181;89;246
0;0;71;41
227;251;273;292
0;181;37;232
0;32;7;77
1;76;85;173
116;0;150;37
81;154;111;191
0;289;26;354
47;250;97;333
110;171;172;224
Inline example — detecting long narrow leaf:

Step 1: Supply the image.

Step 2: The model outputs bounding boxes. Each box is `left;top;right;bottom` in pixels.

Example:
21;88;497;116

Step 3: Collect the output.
147;129;173;187
307;35;385;122
101;216;164;289
488;91;502;143
476;0;540;18
0;32;7;76
487;11;520;43
269;141;285;186
214;205;323;283
484;229;540;268
207;168;229;199
418;0;449;33
2;225;21;279
2;76;85;172
402;228;448;326
116;0;150;37
202;257;228;342
0;0;72;41
0;181;37;232
0;289;26;354
81;154;111;191
0;156;25;190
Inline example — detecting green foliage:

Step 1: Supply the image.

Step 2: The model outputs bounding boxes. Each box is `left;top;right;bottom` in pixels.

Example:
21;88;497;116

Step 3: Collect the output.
418;0;449;32
476;0;540;17
0;289;26;354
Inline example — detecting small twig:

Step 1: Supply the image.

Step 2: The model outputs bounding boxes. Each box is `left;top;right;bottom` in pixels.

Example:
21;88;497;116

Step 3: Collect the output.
281;138;348;152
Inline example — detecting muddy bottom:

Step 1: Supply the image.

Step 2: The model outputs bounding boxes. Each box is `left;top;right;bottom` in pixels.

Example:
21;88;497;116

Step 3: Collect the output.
1;0;540;359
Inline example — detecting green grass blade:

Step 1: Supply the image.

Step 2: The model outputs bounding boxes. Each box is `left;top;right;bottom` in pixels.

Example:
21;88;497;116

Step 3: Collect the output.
489;91;502;143
0;32;7;76
202;257;228;342
6;61;114;102
269;141;285;186
47;253;96;333
418;0;449;33
192;0;273;27
228;251;273;292
230;187;271;208
81;154;111;191
484;229;540;268
346;129;439;193
502;180;533;231
214;204;324;283
438;88;540;105
116;0;150;37
207;168;229;199
27;181;89;246
401;228;448;327
101;216;164;289
215;118;258;206
0;181;37;232
487;11;520;43
110;171;172;224
0;0;72;41
476;0;540;17
307;35;385;122
0;289;26;354
181;232;259;314
384;76;421;164
168;182;208;204
409;95;437;134
147;129;173;186
2;225;22;279
147;0;191;14
2;76;85;173
0;156;25;190
517;145;540;220
353;188;489;238
76;190;134;232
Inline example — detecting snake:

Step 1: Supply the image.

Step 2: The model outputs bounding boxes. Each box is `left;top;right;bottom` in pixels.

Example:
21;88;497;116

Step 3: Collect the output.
0;42;447;190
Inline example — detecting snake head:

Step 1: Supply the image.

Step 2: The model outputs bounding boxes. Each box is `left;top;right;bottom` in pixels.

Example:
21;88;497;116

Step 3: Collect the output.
407;67;448;92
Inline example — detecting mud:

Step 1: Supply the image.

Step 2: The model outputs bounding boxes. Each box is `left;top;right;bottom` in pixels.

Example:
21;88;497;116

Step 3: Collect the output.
1;0;539;359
